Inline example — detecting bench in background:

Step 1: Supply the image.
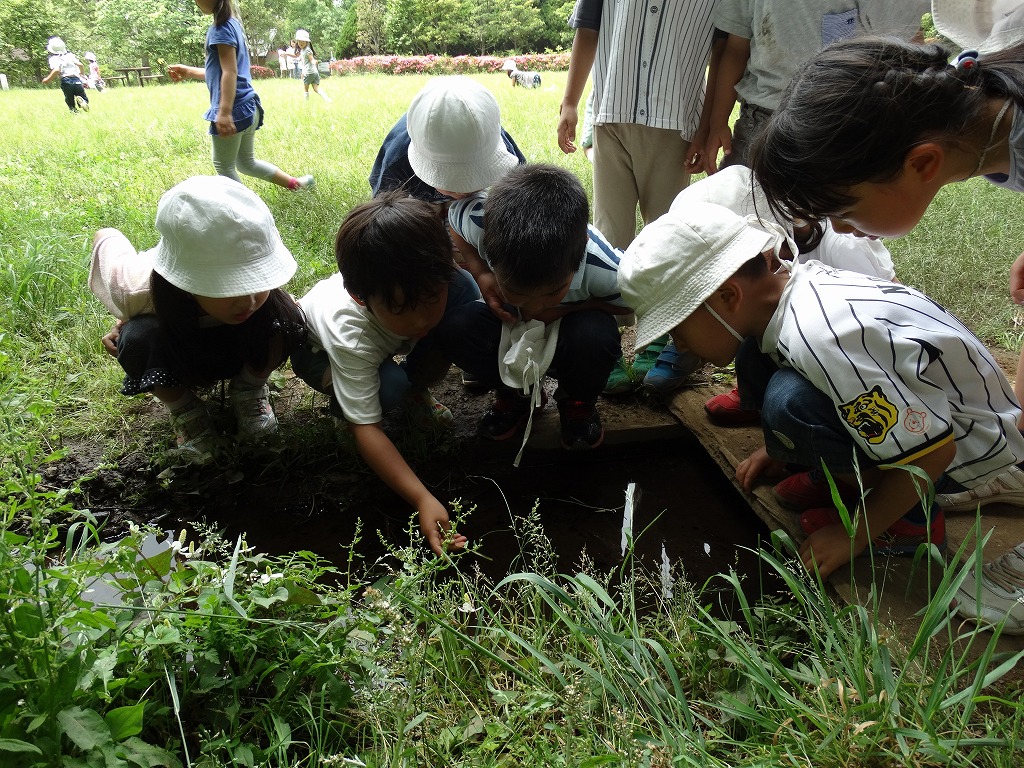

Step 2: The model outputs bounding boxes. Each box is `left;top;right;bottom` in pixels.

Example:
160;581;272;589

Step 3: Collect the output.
140;74;164;83
105;75;130;86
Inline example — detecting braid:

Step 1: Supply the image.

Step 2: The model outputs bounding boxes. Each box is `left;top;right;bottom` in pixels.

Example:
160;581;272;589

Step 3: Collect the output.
752;36;999;222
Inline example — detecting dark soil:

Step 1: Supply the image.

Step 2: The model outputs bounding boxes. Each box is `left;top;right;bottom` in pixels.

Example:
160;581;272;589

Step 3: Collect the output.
43;358;778;599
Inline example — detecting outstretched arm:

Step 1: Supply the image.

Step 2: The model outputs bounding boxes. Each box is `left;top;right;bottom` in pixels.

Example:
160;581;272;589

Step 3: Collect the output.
351;422;467;555
167;64;206;81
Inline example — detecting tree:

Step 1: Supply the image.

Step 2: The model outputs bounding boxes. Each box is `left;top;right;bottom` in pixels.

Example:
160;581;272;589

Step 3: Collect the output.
469;0;544;54
0;0;76;86
94;0;205;67
355;0;386;54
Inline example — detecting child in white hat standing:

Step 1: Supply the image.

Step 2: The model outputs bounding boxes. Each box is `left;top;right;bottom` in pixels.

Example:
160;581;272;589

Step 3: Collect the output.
83;52;105;91
294;29;330;102
89;176;307;464
41;37;89;113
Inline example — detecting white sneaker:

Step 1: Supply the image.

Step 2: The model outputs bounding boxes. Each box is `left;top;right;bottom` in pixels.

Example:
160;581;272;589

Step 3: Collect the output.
230;383;278;439
167;400;216;464
75;94;89;112
955;544;1024;635
296;174;315;191
936;466;1024;513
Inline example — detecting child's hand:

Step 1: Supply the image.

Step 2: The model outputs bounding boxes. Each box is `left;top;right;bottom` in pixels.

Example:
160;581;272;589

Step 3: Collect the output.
1010;250;1024;305
419;500;467;556
557;104;579;154
735;446;787;491
215;114;236;137
799;523;864;579
167;64;189;82
101;320;124;357
477;273;517;324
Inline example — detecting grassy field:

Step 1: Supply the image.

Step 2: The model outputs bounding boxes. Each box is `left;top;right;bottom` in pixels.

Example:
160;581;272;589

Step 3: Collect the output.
2;73;1024;767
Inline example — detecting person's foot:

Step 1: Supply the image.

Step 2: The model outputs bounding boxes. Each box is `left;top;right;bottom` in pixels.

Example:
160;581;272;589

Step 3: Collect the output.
640;341;702;395
557;398;604;450
955;544;1024;635
478;389;538;440
935;466;1024;512
772;468;860;511
295;174;315;190
230;383;278;440
800;504;946;556
704;387;760;426
167;400;217;463
75;95;89;112
461;369;491;393
403;389;454;430
602;336;667;395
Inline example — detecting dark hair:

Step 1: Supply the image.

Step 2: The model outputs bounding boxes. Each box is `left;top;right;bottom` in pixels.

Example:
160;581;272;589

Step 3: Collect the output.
151;272;305;387
212;0;233;26
482;163;589;290
335;190;455;312
751;36;1024;222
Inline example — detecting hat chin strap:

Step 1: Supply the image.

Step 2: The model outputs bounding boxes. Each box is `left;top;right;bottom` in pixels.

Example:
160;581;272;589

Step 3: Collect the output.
703;301;744;342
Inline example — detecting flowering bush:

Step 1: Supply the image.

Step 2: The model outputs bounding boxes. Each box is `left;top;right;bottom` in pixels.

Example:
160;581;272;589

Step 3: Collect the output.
250;64;276;79
331;52;570;77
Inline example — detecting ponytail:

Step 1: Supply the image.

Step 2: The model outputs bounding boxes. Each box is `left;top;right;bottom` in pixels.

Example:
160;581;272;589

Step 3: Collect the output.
213;0;233;26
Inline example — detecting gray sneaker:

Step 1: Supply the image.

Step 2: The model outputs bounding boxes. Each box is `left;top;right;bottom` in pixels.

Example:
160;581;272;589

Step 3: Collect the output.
230;383;278;439
296;174;315;190
955;544;1024;635
936;466;1024;513
167;400;216;464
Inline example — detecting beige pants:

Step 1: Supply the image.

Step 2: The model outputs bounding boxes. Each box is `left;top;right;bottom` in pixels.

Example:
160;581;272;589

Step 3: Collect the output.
592;122;691;250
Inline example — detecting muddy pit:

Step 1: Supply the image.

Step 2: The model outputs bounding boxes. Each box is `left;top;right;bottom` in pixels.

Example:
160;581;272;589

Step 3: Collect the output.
45;365;782;605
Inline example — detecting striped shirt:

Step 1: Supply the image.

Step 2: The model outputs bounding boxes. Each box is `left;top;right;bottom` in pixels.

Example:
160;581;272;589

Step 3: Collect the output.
762;260;1024;487
569;0;717;137
449;193;627;307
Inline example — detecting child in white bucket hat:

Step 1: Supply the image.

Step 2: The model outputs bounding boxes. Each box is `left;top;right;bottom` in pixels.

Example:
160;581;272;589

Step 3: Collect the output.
42;36;89;113
89;176;306;464
619;201;1024;580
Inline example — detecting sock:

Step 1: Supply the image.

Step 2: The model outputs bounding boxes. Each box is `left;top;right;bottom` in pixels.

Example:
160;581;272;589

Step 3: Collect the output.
304;92;309;100
163;390;200;414
231;368;267;390
287;177;300;190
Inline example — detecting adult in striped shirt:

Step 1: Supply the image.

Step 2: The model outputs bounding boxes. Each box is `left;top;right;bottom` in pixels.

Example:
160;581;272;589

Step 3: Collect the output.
618;201;1024;580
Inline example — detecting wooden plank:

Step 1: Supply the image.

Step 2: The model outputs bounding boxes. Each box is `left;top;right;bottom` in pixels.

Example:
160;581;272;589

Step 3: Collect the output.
665;381;1024;657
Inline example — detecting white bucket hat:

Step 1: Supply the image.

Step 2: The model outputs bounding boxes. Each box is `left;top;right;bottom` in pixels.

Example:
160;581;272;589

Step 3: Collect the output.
84;51;96;61
619;202;777;350
406;77;519;193
932;0;1024;52
152;176;297;298
669;165;793;239
294;29;310;42
46;37;67;54
501;58;518;71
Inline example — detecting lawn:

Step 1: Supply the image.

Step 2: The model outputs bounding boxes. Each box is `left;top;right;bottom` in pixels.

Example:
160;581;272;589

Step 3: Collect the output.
1;72;1023;767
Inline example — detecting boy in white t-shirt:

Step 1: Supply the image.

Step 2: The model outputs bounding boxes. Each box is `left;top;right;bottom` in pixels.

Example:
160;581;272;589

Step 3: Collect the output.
290;192;480;555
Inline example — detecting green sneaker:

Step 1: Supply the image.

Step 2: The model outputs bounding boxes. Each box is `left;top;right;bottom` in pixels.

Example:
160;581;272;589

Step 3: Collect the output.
404;389;454;430
602;335;669;395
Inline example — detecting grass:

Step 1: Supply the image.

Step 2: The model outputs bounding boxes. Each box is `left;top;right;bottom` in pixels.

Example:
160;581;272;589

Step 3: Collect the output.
1;73;1024;766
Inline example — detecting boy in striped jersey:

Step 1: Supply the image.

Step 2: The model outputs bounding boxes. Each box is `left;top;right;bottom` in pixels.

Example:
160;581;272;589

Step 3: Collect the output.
619;201;1024;579
437;163;632;450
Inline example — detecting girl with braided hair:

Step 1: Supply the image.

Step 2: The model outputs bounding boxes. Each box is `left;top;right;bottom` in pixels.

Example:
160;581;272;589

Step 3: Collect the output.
750;34;1024;636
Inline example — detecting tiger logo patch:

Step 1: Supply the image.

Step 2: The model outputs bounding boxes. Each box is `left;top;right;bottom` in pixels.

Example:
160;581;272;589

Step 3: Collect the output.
838;385;898;445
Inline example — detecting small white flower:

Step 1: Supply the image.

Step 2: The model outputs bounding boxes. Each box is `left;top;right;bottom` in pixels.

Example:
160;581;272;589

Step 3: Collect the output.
459;593;476;613
259;571;284;584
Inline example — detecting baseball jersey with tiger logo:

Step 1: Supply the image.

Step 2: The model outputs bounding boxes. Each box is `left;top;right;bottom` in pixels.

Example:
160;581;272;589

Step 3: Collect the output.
760;260;1024;488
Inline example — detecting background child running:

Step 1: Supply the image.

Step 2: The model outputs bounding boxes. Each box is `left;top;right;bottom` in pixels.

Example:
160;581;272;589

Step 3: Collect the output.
167;0;313;190
88;175;306;464
618;200;1024;582
290;192;480;556
437;163;631;451
83;52;105;91
749;34;1024;633
41;37;89;113
294;29;330;103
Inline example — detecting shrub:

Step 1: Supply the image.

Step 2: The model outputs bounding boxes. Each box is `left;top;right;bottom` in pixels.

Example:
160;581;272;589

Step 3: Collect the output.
250;64;276;79
331;52;570;77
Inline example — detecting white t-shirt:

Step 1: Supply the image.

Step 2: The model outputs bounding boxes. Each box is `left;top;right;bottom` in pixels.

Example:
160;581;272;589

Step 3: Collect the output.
298;273;416;425
762;260;1024;487
49;52;82;79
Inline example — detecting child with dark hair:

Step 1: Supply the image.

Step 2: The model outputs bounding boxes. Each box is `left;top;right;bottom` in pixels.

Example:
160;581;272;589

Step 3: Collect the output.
89;176;306;464
290;191;480;555
619;201;1024;583
167;0;313;189
750;33;1024;633
294;29;330;102
438;163;630;450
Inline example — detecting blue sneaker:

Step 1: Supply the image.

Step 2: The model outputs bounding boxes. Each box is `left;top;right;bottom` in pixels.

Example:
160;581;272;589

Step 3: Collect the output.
640;341;701;394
